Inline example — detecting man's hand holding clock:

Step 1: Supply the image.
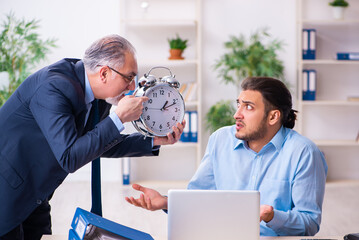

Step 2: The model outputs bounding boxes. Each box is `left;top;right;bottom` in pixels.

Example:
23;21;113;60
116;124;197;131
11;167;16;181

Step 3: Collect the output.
153;120;186;146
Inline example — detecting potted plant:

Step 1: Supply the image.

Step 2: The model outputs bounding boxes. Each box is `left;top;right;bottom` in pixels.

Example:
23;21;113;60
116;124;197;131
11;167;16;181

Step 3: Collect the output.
205;100;236;133
205;28;285;133
0;12;57;107
167;33;188;60
329;0;349;20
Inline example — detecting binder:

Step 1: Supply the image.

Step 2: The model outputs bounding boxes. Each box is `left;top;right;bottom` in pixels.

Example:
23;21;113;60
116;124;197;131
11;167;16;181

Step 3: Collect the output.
70;207;154;240
180;111;191;142
302;69;316;101
122;157;130;185
302;29;316;60
68;229;80;240
190;111;198;142
337;52;359;60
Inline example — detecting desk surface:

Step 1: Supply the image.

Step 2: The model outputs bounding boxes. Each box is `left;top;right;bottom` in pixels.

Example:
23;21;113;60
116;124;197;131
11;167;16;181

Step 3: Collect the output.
42;235;343;240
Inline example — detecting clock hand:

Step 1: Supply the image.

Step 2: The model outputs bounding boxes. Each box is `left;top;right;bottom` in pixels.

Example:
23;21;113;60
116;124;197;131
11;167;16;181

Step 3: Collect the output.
163;102;177;110
160;101;169;111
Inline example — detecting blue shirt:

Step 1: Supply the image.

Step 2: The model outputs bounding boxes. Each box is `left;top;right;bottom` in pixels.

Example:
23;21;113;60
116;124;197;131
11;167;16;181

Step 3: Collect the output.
188;126;328;236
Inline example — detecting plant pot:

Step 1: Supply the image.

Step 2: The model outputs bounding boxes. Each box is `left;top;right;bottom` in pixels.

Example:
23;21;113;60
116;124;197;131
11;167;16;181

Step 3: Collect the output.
168;49;184;60
332;6;346;20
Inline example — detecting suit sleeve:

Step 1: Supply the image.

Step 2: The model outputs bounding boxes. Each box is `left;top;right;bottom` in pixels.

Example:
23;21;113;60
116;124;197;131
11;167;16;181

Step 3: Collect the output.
101;132;159;158
29;79;155;173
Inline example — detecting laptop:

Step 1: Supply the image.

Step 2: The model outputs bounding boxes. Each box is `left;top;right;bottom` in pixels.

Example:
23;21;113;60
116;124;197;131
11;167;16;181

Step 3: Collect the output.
168;189;260;240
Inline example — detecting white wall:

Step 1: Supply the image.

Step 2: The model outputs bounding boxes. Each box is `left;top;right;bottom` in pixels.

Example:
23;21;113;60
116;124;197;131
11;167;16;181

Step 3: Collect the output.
0;0;296;181
0;0;121;67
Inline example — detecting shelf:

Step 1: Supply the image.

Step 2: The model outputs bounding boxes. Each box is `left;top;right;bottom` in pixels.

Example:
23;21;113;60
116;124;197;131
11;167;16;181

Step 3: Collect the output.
300;19;359;25
120;0;203;179
301;100;359;106
300;59;359;65
139;59;199;67
185;101;199;109
121;19;197;27
314;140;359;147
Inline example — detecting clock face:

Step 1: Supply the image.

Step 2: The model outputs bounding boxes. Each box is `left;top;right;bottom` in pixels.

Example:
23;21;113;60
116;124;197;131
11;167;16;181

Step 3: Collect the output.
141;83;185;136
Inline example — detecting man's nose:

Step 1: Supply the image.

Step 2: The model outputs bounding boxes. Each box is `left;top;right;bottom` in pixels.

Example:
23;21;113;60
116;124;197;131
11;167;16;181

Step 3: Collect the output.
233;107;243;119
128;80;136;91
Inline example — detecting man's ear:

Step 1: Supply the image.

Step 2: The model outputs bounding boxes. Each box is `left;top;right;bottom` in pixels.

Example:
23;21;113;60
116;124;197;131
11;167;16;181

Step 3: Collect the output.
99;66;108;83
268;109;281;126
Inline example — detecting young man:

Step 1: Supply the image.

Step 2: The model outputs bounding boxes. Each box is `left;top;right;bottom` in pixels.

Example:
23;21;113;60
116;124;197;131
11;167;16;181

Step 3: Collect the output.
126;77;328;236
0;35;184;239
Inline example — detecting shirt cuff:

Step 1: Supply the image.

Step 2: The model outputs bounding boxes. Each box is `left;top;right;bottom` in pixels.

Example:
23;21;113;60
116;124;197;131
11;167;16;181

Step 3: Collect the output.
265;209;287;232
152;138;160;150
109;112;125;133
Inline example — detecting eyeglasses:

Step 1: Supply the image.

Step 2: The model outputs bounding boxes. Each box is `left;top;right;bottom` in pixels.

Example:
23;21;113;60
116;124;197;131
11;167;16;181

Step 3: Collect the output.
97;65;136;85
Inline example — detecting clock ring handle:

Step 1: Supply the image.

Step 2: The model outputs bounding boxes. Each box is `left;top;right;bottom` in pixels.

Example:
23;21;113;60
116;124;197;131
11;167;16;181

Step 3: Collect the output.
145;66;174;78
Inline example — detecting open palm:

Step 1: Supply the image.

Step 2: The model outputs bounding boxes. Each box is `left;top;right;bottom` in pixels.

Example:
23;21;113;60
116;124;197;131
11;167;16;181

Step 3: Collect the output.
125;183;168;211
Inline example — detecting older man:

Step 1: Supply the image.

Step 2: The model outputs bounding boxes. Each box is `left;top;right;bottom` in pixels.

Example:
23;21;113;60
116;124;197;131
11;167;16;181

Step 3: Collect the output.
0;34;184;239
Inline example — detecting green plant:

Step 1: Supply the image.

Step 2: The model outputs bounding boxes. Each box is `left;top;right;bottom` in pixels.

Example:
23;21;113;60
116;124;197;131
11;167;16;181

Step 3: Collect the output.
206;28;286;133
167;33;188;50
205;100;236;133
0;12;57;107
329;0;349;7
214;28;285;93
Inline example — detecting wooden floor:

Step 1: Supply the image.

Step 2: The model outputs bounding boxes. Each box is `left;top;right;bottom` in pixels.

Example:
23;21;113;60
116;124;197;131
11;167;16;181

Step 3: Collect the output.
49;180;359;237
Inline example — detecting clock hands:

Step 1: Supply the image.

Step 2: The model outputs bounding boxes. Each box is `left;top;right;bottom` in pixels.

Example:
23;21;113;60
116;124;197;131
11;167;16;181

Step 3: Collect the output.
163;102;177;110
145;101;177;111
160;101;169;111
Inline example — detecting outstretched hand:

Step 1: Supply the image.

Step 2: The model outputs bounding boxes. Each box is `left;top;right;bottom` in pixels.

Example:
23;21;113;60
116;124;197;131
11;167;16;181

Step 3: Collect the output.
125;184;168;211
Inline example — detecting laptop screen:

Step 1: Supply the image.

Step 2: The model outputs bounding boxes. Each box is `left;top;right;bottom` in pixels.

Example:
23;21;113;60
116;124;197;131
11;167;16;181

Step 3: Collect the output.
168;189;260;240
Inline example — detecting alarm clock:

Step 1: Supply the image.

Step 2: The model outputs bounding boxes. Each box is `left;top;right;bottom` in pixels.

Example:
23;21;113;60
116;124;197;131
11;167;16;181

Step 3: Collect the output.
132;66;186;138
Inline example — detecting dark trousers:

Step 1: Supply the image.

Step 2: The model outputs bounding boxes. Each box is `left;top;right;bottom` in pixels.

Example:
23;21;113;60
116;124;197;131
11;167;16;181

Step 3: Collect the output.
0;198;52;240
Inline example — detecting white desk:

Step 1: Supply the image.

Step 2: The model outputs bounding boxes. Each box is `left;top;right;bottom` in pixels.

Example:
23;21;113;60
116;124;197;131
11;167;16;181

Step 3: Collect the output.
42;235;343;240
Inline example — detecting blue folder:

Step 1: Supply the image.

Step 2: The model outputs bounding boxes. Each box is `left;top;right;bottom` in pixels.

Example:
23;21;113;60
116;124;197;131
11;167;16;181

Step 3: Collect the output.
302;29;316;60
69;207;154;240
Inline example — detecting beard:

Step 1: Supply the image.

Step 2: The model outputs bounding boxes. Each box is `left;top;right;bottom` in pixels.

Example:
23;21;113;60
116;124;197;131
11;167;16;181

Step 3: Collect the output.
235;115;268;142
105;91;128;106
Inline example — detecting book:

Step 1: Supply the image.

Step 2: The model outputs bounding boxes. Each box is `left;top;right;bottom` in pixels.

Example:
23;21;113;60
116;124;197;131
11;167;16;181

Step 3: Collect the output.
184;82;197;102
122;157;130;185
189;111;198;142
180;111;191;142
302;69;316;101
337;52;359;61
347;96;359;102
302;29;316;60
178;82;187;94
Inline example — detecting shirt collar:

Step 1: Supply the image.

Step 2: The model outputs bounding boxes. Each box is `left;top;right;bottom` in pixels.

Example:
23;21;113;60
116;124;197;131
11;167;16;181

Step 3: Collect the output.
234;138;245;150
269;126;286;152
84;70;94;105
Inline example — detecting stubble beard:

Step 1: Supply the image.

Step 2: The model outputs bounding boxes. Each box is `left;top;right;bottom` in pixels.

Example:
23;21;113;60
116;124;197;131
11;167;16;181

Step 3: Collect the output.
235;116;268;142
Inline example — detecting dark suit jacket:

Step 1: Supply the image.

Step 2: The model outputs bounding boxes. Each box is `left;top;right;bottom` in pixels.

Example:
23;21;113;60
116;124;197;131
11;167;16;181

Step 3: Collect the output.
0;58;157;235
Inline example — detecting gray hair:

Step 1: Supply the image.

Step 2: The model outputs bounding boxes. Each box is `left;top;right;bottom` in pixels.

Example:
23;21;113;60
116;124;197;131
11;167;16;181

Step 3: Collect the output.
83;34;136;72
